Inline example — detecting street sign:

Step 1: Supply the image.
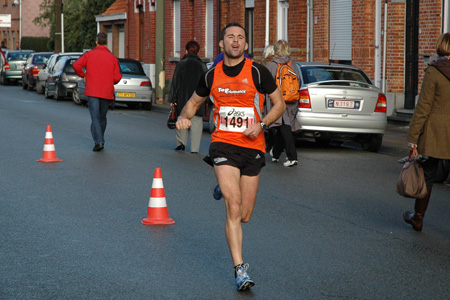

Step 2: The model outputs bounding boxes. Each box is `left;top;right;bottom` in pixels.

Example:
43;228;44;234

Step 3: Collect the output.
0;14;11;28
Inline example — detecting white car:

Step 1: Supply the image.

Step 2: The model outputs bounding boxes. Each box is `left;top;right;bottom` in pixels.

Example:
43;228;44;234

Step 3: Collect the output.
73;58;153;110
294;62;387;152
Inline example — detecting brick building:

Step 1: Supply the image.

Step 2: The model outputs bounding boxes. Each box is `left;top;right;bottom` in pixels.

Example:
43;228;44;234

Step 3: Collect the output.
0;0;50;50
97;0;450;115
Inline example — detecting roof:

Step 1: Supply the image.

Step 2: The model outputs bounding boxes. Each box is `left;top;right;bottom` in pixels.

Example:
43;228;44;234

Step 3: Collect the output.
102;0;128;16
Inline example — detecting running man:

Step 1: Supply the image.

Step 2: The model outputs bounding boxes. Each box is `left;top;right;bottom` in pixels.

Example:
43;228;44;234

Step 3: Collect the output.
176;22;285;291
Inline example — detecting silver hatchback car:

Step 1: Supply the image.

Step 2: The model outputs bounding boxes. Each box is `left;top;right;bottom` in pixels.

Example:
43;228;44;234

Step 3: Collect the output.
294;62;387;152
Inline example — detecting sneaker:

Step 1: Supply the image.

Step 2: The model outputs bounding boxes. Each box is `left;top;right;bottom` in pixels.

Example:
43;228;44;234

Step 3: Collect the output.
283;160;298;167
270;149;279;162
235;263;255;291
213;184;222;200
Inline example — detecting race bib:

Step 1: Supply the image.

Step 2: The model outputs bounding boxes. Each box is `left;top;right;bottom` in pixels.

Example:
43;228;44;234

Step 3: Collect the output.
218;106;256;132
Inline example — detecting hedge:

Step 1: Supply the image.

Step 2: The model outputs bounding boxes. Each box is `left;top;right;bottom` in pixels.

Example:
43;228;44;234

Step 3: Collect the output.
21;37;51;52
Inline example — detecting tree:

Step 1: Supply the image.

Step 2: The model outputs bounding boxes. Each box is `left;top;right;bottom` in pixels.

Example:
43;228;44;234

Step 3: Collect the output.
34;0;115;52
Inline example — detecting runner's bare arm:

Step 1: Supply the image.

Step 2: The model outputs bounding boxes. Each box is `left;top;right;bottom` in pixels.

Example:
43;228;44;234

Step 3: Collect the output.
176;92;208;130
243;88;286;139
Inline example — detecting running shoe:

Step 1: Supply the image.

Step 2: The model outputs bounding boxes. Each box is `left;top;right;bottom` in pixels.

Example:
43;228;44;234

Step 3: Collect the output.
235;263;255;291
213;184;222;200
283;160;298;167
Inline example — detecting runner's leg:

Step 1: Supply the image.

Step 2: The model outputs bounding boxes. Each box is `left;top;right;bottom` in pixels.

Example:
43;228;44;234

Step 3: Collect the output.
215;165;259;265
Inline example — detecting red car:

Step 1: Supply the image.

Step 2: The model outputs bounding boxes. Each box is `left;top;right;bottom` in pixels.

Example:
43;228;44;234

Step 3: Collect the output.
21;52;53;91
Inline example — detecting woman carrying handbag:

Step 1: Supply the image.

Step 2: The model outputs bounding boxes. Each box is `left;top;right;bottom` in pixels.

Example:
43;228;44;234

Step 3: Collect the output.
403;33;450;232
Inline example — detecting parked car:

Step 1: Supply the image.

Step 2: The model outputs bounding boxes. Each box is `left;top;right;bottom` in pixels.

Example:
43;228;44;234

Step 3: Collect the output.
0;50;34;85
36;52;82;94
294;62;387;152
21;52;53;91
44;56;80;100
73;58;153;110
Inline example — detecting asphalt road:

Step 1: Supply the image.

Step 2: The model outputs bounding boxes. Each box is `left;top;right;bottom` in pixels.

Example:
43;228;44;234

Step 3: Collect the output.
1;85;449;299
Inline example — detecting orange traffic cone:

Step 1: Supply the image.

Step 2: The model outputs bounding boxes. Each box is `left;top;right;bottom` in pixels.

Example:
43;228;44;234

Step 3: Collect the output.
37;125;63;163
142;168;175;225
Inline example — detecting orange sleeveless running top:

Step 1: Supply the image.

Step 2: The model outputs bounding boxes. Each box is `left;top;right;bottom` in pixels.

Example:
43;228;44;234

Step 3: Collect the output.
210;59;265;152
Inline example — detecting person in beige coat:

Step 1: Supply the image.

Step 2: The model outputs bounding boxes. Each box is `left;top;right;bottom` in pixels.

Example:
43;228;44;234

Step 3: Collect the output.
403;33;450;232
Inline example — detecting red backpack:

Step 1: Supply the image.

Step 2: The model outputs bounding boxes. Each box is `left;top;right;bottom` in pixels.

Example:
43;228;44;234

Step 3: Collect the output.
276;61;300;103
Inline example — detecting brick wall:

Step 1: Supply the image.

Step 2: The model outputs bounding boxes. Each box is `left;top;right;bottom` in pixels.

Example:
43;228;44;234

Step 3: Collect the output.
313;1;329;63
352;0;376;80
386;1;406;93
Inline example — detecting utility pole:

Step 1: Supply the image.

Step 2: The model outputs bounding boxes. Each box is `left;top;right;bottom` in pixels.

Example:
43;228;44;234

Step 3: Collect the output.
155;0;165;104
54;0;61;53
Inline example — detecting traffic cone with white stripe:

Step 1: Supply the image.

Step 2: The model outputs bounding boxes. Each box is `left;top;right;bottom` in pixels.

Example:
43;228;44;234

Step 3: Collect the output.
37;125;62;163
142;168;175;225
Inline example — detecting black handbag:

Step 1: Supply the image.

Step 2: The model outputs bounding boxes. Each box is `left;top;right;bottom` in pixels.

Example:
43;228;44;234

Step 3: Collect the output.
167;103;177;129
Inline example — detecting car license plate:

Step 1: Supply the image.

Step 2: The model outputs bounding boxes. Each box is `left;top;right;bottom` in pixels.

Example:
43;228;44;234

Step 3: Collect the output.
328;100;360;109
116;92;135;98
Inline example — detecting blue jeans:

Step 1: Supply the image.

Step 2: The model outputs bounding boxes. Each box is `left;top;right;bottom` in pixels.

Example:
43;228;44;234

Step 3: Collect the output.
88;96;110;145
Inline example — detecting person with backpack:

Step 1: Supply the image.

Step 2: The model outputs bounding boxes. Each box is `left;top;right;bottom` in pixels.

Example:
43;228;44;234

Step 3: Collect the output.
265;40;301;167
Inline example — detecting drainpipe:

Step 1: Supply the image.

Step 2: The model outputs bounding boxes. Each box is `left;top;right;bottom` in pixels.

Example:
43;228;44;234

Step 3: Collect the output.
155;0;165;104
306;0;313;61
374;0;381;88
265;0;270;46
382;0;388;94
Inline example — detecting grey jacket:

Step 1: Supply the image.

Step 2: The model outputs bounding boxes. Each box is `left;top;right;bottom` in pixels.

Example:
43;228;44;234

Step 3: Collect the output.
265;56;301;132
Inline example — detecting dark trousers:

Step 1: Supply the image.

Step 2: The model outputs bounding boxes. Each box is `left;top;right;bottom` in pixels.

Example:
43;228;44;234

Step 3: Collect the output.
88;97;110;145
272;124;297;161
420;157;439;190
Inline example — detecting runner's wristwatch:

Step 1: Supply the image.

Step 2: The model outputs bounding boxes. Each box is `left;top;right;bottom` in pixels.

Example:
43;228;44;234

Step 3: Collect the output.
260;122;268;130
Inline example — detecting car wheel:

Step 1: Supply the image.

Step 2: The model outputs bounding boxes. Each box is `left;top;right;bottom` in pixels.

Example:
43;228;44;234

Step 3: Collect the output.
2;75;8;85
72;87;82;105
44;83;52;99
54;85;62;100
36;81;44;94
362;134;383;153
208;106;216;134
27;80;34;91
22;79;28;90
142;102;152;111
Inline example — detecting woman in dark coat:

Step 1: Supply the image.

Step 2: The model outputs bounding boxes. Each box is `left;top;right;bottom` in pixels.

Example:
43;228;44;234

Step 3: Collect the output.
403;33;450;231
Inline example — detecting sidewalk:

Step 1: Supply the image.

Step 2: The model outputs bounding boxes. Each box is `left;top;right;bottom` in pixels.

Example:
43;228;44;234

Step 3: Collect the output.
152;101;410;157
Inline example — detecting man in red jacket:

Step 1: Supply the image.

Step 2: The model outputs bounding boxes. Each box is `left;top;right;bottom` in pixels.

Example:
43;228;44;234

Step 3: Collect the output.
73;32;122;151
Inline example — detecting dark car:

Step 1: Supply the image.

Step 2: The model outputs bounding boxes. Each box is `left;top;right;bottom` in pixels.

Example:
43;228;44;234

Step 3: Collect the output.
0;50;34;85
36;52;82;94
21;52;53;91
44;56;80;100
73;58;153;110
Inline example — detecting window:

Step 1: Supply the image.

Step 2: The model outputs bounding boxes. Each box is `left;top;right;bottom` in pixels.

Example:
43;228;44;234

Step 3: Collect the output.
277;0;289;41
173;0;180;58
205;0;214;59
329;0;352;61
3;0;7;7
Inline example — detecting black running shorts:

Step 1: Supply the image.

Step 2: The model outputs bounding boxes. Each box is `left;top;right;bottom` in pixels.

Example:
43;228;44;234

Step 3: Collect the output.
209;142;266;176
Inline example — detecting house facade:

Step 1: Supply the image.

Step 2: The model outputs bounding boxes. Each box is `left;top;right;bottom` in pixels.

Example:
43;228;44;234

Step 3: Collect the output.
0;0;50;50
96;0;450;115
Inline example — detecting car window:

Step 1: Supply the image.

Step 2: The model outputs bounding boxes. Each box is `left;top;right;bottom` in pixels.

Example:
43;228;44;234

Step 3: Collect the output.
34;54;51;65
64;60;76;74
7;52;33;61
119;61;145;75
53;59;65;73
301;66;372;85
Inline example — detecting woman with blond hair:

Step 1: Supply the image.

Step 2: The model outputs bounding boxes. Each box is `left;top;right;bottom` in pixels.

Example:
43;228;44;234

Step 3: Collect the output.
403;33;450;231
265;40;301;167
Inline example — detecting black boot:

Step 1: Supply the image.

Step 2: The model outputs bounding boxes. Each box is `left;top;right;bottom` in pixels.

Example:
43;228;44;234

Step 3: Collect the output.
403;188;432;232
